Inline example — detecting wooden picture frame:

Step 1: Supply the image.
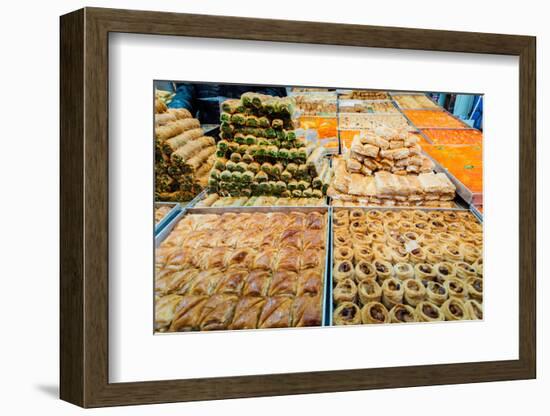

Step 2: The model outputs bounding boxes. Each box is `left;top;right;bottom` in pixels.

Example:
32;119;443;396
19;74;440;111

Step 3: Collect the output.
60;7;536;408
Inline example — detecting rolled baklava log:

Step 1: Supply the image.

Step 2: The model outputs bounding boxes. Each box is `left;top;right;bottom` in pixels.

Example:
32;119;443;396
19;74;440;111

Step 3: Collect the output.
415;301;445;322
464;299;483;320
403;279;426;307
334;260;355;282
424;244;443;263
381;278;404;310
354;245;374;263
434;262;457;283
389;304;416;323
361;301;390;324
473;257;483;276
334;246;354;262
394;263;415;280
442;243;463;262
358;279;382;305
373;259;393;283
333;278;358;304
229;296;266;330
444;278;467;300
467;277;483;301
414;263;436;282
155;294;183;331
333;302;362;325
426;281;448;306
454;261;477;281
441;298;469;321
355;260;376;282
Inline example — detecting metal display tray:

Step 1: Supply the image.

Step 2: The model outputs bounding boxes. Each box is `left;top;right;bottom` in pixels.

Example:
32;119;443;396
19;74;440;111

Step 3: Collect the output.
155;206;332;328
327;206;482;325
154;202;181;236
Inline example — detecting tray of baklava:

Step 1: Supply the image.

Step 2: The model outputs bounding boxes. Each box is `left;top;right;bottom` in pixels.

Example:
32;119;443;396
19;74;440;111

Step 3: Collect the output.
330;207;483;325
154;206;330;332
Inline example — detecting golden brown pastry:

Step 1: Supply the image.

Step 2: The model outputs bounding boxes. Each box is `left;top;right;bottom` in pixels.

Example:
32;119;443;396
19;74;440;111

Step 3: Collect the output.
358;278;382;305
223;247;254;269
252;248;276;270
403;279;426;307
460;243;481;263
426;281;448;306
454;261;477;280
334;231;350;247
155;294;183;331
269;270;298;296
464;299;483;320
189;269;224;296
297;268;323;296
373;259;393;282
161;269;198;295
467;277;483;301
199;294;239;331
302;229;325;250
473;257;483;276
424;244;443;263
440;298;469;321
333;302;362;325
355;260;376;282
415;301;445;322
389;304;416;323
361;302;390;324
229;296;266;330
408;246;427;264
444;278;467;300
258;296;293;328
350;220;368;234
391;246;409;263
381;278;404;310
414;263;436;282
242;269;271;297
275;247;301;273
334;246;354;262
442;243;463;262
279;227;303;250
393;262;415;280
354;245;374;263
215;268;248;296
301;249;323;270
333;278;358;304
367;209;383;221
292;295;322;327
334;260;354;282
305;211;325;230
434;262;457;282
169;295;209;331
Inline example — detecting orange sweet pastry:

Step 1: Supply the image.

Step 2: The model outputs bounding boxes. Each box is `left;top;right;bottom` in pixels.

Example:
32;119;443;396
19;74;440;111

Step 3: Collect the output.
422;129;482;145
404;110;466;128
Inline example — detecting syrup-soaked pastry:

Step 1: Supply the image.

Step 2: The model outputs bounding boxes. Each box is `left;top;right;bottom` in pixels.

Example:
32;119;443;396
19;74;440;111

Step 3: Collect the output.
155;294;183;331
199;294;239;331
393;262;415;280
408;246;427;264
333;278;358;304
358;278;382;305
292;295;322;327
355;260;377;282
372;245;393;262
301;248;322;270
204;246;228;269
215;268;248;296
426;281;448;306
275;247;301;273
424;244;444;263
464;299;483;320
381;278;404;310
438;232;457;245
162;269;199;295
387;231;406;248
279;227;303;250
367;209;384;221
268;270;298;296
242;269;271;297
420;233;439;248
223;247;254;269
229;296;266;330
446;221;465;233
303;229;325;250
334;231;350;247
434;262;457;282
454;261;477;280
384;220;401;234
333;302;362;325
381;210;397;222
350;220;368;234
169;295;209;331
443;211;461;223
367;221;384;234
258;296;293;328
334;260;355;282
361;302;390;324
305;211;324;230
373;259;393;282
403;231;420;243
399;220;414;233
460;243;481;263
413;220;430;234
399;210;414;222
297;268;323;296
354;245;374;263
415;301;445;322
252;248;276;270
412;209;430;222
351;232;372;247
467;277;483;301
442;244;463;262
403;279;426;307
444;277;467;300
440;298;468;321
189;269;224;296
389;304;416;323
391;246;409;263
334;246;354;262
414;263;436;282
370;232;387;244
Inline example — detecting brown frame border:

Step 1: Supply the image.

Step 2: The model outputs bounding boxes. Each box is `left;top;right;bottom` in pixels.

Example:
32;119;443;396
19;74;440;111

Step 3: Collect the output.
60;7;536;408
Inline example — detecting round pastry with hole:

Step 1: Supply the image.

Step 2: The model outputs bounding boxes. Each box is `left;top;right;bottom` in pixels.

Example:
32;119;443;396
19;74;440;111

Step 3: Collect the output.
391;246;409;263
358;278;382;305
334;246;354;261
467;277;483;301
404;231;420;243
333;278;358;304
373;245;394;263
424;244;444;263
334;260;354;282
454;261;477;280
426;281;448;306
370;231;387;244
414;263;436;282
412;209;430;222
464;299;483;320
381;278;404;310
381;210;397;221
443;211;460;223
427;211;444;222
413;220;430;234
443;243;463;262
399;210;414;222
460;242;481;264
361;301;390;324
373;259;393;282
434;261;457;282
415;301;445;322
355;260;377;282
350;220;368;234
354;245;374;263
409;246;427;264
438;232;457;245
367;209;383;221
333;231;350;247
404;278;427;307
367;221;384;234
394;262;415;280
441;298;469;321
444;277;467;300
389;303;417;323
333;302;361;325
384;220;400;233
351;232;372;247
399;220;414;233
473;257;483;276
349;208;365;221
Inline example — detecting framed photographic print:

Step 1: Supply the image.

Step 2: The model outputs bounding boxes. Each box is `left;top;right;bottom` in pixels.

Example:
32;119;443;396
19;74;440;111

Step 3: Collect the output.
60;7;536;408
